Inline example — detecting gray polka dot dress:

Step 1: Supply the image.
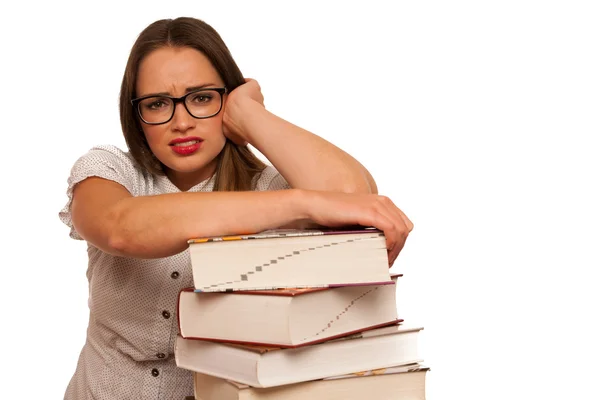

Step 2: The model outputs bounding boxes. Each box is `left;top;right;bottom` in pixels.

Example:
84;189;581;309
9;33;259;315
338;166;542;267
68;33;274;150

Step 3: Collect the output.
59;145;290;399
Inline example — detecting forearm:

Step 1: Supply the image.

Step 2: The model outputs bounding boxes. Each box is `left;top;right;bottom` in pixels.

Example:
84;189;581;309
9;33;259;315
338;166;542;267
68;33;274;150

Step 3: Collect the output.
236;100;377;193
109;189;306;258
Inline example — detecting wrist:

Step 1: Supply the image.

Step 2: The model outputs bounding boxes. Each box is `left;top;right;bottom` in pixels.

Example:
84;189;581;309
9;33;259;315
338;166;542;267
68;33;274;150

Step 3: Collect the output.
288;188;313;221
225;97;265;142
275;189;320;230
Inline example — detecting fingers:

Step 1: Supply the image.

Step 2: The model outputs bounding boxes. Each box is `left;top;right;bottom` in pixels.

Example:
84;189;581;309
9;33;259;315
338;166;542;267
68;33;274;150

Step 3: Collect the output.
377;213;403;267
398;208;414;233
304;191;412;267
341;194;411;267
372;196;412;267
353;202;401;267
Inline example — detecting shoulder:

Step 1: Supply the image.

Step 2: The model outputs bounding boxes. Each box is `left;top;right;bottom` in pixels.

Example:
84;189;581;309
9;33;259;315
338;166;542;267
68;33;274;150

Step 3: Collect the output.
253;165;291;191
67;144;147;196
73;144;138;170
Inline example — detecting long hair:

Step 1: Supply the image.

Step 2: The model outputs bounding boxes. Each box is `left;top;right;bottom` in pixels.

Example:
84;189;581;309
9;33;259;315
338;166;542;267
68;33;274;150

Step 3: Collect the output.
119;17;266;191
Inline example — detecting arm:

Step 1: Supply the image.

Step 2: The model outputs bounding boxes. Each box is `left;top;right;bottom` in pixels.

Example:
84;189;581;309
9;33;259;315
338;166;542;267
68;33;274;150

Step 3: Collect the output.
71;178;411;264
223;80;378;194
71;177;307;258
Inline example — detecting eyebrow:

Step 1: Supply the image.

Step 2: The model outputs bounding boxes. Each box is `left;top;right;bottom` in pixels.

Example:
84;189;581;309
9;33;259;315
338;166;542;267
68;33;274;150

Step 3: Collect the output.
139;83;221;98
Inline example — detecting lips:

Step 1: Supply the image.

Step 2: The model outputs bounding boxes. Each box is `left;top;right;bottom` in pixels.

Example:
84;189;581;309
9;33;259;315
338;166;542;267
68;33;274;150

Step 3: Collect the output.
169;137;203;155
169;136;203;146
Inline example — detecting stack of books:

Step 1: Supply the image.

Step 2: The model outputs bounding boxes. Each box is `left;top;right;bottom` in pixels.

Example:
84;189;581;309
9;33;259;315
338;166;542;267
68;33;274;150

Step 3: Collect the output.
175;227;428;399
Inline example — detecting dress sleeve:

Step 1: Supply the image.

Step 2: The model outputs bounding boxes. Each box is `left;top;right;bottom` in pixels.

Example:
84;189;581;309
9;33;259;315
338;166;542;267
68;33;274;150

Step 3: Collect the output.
253;165;292;191
58;145;140;240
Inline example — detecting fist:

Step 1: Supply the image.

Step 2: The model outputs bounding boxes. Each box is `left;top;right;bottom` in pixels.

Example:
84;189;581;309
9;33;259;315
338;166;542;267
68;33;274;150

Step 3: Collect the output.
231;78;264;107
222;78;265;145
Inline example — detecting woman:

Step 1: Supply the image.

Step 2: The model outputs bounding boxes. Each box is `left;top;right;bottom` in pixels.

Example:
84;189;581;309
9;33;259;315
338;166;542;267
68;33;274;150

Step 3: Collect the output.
59;16;413;399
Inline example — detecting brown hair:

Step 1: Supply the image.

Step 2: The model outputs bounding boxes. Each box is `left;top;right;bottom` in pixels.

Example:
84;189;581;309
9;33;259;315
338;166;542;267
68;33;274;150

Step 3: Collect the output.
119;17;266;191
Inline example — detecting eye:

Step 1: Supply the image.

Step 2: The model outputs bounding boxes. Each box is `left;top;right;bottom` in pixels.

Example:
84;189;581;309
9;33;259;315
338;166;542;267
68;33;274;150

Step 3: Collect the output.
141;97;171;111
190;93;214;103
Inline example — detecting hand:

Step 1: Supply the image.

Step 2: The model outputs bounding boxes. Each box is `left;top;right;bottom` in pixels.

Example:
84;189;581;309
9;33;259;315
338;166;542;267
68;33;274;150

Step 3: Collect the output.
222;78;265;146
301;190;414;267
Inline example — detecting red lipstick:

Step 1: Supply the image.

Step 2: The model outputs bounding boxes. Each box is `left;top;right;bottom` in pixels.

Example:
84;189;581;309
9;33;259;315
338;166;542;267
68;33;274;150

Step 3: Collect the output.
169;137;203;155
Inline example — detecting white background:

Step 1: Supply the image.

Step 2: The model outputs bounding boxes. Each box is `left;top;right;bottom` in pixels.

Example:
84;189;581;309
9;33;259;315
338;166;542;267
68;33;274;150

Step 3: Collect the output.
1;1;599;399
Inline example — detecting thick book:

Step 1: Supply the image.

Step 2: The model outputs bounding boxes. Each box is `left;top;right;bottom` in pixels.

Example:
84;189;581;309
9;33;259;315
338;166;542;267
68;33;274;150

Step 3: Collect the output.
177;275;401;347
187;227;390;292
193;364;429;400
175;323;423;388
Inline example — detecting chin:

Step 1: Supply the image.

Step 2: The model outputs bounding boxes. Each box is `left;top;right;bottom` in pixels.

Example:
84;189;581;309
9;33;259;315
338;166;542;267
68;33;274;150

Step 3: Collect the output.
164;153;219;174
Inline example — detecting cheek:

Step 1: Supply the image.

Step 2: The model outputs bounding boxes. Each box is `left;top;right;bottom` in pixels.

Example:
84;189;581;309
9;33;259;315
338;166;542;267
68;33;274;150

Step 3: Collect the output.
208;114;225;135
142;126;165;148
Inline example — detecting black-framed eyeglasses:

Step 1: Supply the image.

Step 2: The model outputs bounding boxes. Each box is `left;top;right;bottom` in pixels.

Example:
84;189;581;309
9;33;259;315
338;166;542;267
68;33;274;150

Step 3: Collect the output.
131;87;227;125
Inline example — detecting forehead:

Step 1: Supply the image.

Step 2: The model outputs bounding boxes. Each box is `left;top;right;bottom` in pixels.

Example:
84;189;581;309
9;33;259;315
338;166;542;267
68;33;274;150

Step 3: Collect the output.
136;47;223;95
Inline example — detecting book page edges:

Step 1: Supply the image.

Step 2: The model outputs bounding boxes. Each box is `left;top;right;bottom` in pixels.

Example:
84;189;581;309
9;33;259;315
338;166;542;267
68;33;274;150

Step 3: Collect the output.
223;363;430;389
180;319;404;350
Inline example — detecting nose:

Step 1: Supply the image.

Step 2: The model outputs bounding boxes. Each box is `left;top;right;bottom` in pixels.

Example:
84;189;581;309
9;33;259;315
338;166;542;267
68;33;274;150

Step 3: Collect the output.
170;102;196;133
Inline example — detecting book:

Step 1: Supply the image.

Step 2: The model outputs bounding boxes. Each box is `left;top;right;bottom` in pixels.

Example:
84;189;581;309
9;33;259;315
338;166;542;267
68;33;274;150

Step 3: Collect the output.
177;275;401;347
192;364;429;400
175;323;423;388
187;227;390;292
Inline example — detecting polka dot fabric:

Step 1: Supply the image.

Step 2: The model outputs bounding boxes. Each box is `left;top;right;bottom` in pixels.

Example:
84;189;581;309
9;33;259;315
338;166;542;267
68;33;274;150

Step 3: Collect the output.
59;145;290;399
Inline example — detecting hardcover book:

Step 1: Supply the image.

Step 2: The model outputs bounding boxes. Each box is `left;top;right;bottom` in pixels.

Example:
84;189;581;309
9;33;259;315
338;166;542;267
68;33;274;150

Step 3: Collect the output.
177;275;401;347
175;323;423;388
187;227;390;292
192;363;429;400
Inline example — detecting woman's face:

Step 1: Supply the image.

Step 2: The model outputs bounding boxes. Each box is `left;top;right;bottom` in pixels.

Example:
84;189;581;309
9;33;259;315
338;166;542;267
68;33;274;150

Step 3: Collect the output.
136;46;227;189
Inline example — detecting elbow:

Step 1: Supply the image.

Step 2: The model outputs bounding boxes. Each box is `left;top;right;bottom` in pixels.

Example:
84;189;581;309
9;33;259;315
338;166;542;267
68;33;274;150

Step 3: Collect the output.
107;223;145;258
107;230;129;256
104;202;177;259
105;205;132;257
338;168;378;194
339;183;371;194
368;178;378;194
339;176;376;195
